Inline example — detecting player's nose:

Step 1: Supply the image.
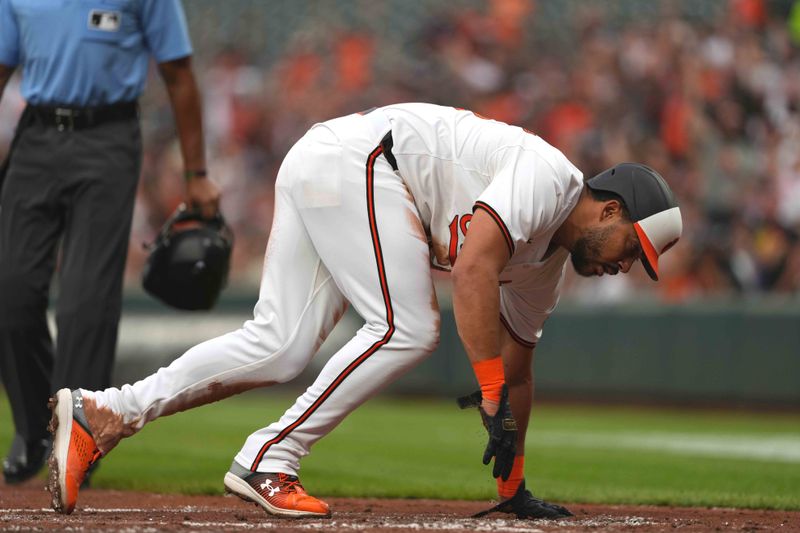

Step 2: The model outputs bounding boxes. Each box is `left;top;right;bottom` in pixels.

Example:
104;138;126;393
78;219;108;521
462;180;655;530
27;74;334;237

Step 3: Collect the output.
618;258;634;273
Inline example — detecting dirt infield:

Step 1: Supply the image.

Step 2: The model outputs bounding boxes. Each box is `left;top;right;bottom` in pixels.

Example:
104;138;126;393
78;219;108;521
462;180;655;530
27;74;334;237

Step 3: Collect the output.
1;481;797;532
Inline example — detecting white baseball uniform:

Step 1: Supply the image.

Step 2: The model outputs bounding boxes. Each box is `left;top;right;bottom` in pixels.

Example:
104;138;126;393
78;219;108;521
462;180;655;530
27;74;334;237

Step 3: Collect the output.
88;103;584;475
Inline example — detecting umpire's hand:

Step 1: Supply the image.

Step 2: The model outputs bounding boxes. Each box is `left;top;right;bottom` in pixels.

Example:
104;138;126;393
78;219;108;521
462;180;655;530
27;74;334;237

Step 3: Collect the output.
186;173;221;219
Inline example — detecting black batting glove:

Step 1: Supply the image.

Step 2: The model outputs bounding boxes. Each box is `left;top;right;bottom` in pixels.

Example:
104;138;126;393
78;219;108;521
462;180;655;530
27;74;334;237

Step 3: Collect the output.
457;384;517;480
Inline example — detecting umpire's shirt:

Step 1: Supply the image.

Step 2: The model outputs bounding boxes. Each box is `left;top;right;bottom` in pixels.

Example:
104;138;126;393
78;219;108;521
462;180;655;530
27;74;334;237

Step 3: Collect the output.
0;0;193;448
0;0;192;105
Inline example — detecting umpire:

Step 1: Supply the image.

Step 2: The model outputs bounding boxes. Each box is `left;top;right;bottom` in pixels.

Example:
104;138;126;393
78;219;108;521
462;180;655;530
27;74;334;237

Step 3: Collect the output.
0;0;219;483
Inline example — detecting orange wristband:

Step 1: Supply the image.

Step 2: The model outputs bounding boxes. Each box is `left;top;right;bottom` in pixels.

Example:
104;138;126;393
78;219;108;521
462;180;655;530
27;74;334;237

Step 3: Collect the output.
497;456;525;499
471;355;504;405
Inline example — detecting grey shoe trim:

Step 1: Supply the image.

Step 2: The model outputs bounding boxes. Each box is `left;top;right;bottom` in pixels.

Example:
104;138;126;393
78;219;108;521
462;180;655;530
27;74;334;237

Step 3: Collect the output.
228;460;252;479
70;390;91;434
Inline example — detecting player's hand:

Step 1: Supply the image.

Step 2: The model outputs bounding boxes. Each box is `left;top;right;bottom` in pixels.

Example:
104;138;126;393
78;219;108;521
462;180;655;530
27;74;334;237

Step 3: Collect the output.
186;175;220;219
480;384;517;480
457;385;517;480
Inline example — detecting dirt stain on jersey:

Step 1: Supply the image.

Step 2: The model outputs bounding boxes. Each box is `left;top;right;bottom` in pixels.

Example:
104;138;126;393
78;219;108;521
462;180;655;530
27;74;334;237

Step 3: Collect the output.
204;380;271;405
82;379;271;455
405;206;428;246
313;299;350;354
333;299;350;324
429;285;441;352
430;237;450;267
82;395;132;455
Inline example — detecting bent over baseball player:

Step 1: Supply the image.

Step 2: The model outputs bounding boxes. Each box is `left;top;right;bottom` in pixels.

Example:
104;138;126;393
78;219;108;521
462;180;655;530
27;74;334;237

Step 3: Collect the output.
48;103;682;519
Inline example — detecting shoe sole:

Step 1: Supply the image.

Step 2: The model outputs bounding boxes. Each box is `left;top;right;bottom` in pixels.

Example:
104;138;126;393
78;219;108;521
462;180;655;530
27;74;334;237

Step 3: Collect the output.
47;389;74;514
223;472;331;519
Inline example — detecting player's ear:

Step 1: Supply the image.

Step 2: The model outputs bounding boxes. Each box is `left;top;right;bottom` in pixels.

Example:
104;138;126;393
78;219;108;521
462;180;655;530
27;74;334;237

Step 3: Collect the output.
600;200;623;222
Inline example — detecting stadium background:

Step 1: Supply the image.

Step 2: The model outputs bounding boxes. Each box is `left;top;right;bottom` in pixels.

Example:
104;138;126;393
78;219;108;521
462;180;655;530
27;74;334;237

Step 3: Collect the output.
0;0;799;406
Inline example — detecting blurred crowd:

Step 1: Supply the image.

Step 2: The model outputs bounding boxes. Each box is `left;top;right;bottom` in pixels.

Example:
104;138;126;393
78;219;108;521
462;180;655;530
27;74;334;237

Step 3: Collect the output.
2;0;799;302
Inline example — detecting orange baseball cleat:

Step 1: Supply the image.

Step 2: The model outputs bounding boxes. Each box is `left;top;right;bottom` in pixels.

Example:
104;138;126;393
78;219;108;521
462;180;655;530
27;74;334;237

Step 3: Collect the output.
47;389;101;514
224;463;331;518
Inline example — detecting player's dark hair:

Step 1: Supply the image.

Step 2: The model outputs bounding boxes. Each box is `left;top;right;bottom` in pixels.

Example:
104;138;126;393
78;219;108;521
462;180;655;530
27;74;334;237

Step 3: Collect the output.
586;187;631;220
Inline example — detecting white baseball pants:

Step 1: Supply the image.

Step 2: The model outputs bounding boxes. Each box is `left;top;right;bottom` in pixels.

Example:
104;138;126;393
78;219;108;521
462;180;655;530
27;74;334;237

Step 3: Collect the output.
90;110;440;475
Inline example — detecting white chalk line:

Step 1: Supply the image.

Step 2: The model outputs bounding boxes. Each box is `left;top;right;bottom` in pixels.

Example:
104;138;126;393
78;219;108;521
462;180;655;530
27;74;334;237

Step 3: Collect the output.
183;520;546;532
0;507;207;514
170;517;659;532
1;508;662;532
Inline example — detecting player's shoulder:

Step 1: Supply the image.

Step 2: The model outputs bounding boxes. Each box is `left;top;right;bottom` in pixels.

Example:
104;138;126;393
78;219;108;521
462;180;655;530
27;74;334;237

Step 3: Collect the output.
499;134;583;190
540;150;583;210
526;134;575;171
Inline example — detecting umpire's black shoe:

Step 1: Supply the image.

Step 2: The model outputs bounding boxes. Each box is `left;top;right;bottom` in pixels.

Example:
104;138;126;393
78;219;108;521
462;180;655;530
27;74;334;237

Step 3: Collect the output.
3;433;52;484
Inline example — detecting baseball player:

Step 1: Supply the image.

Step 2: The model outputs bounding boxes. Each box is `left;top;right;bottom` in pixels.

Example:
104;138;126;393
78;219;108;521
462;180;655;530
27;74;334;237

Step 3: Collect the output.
47;103;682;518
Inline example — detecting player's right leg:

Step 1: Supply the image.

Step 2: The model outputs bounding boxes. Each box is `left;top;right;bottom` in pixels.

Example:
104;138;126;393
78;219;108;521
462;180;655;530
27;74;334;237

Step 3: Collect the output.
47;142;348;514
225;112;440;518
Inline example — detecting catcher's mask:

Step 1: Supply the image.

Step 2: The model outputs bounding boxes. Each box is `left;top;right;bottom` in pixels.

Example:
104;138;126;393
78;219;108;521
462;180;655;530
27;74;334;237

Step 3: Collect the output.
142;205;233;310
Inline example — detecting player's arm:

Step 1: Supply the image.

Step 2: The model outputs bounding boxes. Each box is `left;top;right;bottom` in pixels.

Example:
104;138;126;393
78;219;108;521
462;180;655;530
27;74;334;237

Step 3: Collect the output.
157;56;220;219
453;207;517;480
486;326;533;495
453;205;514;418
500;328;533;454
475;325;572;517
0;64;14;102
452;207;511;369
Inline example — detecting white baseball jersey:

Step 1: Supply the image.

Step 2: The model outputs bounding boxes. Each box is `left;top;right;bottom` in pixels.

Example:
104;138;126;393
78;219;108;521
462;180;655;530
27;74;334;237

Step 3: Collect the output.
88;103;584;480
383;103;584;344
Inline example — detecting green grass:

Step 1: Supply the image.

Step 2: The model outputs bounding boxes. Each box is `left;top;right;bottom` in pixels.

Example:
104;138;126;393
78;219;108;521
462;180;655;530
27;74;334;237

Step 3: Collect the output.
1;389;798;509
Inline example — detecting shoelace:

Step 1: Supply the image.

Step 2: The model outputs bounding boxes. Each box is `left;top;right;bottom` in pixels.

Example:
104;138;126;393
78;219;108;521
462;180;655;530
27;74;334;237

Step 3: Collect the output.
276;474;302;494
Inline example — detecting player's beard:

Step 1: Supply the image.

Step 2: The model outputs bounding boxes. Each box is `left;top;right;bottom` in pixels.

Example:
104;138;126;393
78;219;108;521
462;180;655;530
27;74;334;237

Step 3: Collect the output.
570;224;616;277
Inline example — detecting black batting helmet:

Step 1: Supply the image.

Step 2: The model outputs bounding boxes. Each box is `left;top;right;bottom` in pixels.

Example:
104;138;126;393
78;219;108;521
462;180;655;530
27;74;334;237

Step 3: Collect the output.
142;205;234;310
585;163;682;281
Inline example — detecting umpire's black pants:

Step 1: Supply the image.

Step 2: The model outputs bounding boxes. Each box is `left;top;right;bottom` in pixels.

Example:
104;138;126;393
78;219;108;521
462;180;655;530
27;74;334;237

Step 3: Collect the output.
0;111;141;444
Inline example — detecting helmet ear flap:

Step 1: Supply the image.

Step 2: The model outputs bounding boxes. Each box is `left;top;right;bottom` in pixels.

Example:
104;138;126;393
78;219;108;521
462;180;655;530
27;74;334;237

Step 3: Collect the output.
142;205;233;310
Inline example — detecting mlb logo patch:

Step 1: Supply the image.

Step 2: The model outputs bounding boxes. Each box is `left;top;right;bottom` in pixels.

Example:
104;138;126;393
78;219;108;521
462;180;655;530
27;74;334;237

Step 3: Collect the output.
88;10;121;32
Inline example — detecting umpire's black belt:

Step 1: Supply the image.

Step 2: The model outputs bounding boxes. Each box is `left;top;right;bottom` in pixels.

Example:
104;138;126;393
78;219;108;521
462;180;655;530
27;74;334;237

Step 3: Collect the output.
28;101;138;131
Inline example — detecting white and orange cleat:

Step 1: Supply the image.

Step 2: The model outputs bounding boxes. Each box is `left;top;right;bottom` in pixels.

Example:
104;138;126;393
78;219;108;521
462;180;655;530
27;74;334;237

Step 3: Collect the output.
47;389;101;514
224;462;331;518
